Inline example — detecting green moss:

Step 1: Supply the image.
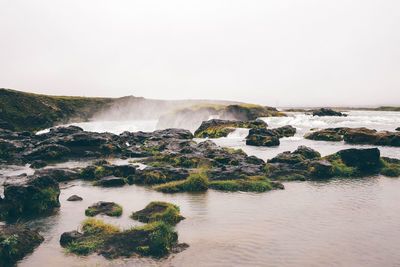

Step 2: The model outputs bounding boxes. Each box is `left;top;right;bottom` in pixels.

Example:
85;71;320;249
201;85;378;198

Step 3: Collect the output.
209;176;276;192
328;155;358;177
131;202;183;225
85;202;123;217
379;158;400;177
29;187;60;214
143;154;205;169
154;169;209;193
65;219;178;258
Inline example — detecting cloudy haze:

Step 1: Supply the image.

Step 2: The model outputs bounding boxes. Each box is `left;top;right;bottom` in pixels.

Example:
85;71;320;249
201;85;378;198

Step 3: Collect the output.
0;0;399;107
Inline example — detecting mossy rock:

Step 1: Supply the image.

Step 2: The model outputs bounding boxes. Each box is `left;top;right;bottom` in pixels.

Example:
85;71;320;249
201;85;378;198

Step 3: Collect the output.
61;218;182;258
379;157;400;177
194;119;267;138
131;202;184;225
0;225;44;266
85;202;123;217
209;176;284;192
153;169;209;193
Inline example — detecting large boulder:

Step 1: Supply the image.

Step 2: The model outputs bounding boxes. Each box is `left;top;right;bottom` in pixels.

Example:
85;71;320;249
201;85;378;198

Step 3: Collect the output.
245;128;280;147
194;119;267;138
2;174;60;218
0;225;44;266
336;148;381;171
312;108;347;117
293;146;321;159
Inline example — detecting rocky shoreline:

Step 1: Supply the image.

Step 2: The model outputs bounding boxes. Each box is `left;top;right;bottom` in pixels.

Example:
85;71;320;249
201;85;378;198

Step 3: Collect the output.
1;115;400;264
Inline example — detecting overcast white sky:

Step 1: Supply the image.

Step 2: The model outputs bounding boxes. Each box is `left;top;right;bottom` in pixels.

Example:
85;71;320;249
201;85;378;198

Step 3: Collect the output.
0;0;399;106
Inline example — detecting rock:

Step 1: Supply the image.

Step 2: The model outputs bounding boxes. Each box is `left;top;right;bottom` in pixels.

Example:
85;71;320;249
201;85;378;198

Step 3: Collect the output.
194;119;267;138
130;201;185;225
293;146;321;159
85;201;123;217
396;127;400;131
268;151;305;164
312;108;347;117
34;168;79;182
337;148;381;171
93;176;126;187
0;225;44;266
129;167;190;185
3;174;60;218
22;144;71;161
67;195;83;201
245;128;280;146
309;160;333;178
30;160;48;169
60;230;83;247
272;125;297;137
304;128;349;141
306;127;400;147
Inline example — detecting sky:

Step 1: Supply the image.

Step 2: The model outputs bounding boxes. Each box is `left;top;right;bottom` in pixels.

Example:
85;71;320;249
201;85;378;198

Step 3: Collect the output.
0;0;399;107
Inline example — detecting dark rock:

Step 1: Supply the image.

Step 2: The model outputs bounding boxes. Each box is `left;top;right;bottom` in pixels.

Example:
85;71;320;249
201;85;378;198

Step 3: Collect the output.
194;119;267;138
0;225;44;266
85;201;122;217
30;160;48;169
34;168;79;182
272;125;297;137
309;160;333;178
93;176;126;187
312;108;347;117
396;127;400;131
60;230;83;247
3;174;60;218
67;195;83;201
22;144;71;161
293;146;321;159
304;128;349;141
246;128;280;146
337;148;381;171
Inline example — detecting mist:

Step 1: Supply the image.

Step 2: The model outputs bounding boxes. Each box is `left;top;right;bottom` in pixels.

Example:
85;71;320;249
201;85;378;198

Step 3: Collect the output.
1;0;400;107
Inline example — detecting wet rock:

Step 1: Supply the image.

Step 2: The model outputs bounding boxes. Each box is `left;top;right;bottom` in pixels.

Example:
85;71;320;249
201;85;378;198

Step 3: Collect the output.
67;195;83;201
304;128;349;141
60;230;83;246
22;144;71;161
34;168;79;182
129;167;190;185
194;119;267;138
312;108;347;117
2;174;60;218
309;160;333;178
337;148;381;171
396;127;400;131
272;125;297;137
30;160;48;169
131;201;185;225
0;225;44;266
245;128;280;146
93;176;126;187
293;146;321;159
85;201;123;217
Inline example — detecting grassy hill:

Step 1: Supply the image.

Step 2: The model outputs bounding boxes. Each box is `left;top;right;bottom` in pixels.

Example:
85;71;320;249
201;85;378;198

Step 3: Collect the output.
0;88;115;131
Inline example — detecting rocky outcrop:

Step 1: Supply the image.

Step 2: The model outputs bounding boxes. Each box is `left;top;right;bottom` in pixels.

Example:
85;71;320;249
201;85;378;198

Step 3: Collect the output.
85;201;123;217
131;202;184;225
245;125;296;146
194;119;267;138
1;174;60;218
312;108;347;117
0;225;44;266
93;176;126;187
305;127;400;147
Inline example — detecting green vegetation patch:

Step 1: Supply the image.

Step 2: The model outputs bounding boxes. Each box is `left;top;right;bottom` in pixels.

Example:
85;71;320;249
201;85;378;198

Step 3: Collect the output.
209;176;283;192
131;202;184;225
325;154;358;177
85;202;123;217
153;169;209;193
64;218;179;258
379;157;400;177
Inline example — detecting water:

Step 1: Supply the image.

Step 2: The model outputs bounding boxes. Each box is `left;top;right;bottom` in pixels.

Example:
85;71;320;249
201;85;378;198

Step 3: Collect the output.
4;110;400;266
